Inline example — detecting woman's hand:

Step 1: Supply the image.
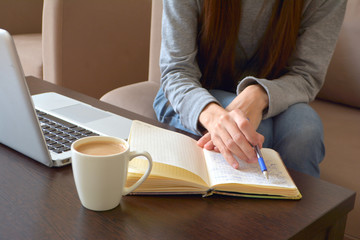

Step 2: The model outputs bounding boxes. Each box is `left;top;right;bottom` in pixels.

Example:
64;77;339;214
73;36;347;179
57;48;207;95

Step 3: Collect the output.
197;84;268;169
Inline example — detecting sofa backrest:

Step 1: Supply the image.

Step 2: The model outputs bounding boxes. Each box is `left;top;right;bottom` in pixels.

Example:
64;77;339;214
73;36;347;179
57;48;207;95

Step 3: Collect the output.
42;0;152;99
317;0;360;108
148;0;162;84
0;0;43;35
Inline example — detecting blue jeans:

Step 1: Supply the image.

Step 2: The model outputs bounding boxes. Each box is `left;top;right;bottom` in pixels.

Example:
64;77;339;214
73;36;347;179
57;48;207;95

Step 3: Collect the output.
153;89;325;177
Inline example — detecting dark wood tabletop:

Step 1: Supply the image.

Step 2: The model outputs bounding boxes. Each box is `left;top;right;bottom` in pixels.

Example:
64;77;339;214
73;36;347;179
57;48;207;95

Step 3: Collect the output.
0;77;355;240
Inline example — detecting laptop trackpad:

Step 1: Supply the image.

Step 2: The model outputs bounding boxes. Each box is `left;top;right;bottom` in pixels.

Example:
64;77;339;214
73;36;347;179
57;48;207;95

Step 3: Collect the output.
52;104;112;123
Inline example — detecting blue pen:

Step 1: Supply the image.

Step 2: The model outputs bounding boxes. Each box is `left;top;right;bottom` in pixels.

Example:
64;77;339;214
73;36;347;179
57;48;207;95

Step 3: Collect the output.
254;145;269;179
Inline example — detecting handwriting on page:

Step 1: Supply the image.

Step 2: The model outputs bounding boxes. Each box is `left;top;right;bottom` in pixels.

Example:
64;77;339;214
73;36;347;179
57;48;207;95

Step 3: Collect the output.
204;149;295;188
129;121;210;185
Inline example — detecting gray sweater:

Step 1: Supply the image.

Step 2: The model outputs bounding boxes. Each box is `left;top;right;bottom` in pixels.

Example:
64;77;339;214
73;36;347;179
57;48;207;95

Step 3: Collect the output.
160;0;347;135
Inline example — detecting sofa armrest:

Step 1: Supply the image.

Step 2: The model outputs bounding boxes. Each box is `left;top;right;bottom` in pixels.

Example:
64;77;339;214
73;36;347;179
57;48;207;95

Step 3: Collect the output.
101;81;159;120
42;0;151;99
317;0;360;109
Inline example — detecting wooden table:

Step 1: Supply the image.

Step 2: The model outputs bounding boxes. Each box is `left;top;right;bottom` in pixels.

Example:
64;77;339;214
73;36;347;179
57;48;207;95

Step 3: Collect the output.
0;77;355;240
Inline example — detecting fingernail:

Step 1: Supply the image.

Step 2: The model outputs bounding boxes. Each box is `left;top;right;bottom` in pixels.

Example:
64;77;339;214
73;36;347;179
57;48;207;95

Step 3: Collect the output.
232;163;238;169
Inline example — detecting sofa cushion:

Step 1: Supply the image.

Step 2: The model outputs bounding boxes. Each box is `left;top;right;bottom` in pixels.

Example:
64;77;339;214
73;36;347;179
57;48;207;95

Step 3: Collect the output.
311;99;360;238
12;33;43;79
101;81;160;120
317;0;360;108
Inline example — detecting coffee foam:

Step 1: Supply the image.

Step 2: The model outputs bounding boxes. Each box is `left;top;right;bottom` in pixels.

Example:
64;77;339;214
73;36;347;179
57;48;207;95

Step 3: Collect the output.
75;140;126;156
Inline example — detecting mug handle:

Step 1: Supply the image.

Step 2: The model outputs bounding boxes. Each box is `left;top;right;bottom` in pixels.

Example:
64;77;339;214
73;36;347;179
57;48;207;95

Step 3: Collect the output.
122;151;152;195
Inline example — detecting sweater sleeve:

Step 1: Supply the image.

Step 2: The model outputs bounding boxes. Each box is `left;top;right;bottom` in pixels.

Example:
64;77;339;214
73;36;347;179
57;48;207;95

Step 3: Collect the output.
160;0;219;134
236;0;347;119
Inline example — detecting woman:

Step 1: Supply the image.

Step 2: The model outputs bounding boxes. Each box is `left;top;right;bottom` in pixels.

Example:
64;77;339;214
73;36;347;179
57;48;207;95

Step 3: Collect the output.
153;0;346;177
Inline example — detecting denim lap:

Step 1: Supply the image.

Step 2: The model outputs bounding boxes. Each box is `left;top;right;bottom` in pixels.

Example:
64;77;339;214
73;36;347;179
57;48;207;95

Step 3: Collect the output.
153;89;324;177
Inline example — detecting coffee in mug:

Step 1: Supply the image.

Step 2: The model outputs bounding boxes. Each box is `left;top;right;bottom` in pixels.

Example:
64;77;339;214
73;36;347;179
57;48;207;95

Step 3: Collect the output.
71;136;152;211
74;140;126;156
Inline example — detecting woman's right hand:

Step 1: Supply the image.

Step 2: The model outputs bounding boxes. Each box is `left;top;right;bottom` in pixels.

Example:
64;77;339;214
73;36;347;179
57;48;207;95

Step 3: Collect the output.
198;103;264;169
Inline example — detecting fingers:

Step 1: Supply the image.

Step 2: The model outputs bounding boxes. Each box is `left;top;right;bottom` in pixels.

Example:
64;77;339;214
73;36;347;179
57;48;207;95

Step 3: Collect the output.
231;109;262;147
204;141;215;150
215;141;247;169
206;121;252;169
220;147;240;169
197;130;240;168
223;114;258;163
198;104;265;169
218;110;260;163
197;133;216;151
197;133;211;148
200;109;265;168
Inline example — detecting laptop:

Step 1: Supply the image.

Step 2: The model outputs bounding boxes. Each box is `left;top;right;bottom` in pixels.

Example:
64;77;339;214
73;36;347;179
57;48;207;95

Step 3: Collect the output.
0;29;133;167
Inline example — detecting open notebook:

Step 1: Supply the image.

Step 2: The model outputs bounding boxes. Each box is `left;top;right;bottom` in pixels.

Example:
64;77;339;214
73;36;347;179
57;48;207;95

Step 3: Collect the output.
126;120;302;200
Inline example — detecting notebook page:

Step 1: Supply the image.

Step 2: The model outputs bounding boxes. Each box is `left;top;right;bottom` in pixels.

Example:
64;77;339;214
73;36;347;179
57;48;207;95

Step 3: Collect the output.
128;158;209;190
204;148;296;188
129;121;210;186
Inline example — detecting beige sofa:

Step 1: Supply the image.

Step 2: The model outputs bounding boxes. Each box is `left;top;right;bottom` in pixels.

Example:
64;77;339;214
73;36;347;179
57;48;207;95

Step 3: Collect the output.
41;0;152;99
5;0;359;239
1;0;152;99
310;1;360;238
0;0;43;80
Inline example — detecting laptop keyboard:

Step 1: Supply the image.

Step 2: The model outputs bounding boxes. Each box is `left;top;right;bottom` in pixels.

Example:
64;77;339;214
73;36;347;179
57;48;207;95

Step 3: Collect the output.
36;110;99;154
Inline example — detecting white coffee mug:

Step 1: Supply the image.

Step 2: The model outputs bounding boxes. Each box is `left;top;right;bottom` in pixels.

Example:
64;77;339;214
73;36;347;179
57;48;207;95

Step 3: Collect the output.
71;136;152;211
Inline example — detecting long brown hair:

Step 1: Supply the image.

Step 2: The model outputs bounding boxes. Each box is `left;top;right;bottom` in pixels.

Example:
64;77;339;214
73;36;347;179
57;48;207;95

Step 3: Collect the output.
197;0;304;90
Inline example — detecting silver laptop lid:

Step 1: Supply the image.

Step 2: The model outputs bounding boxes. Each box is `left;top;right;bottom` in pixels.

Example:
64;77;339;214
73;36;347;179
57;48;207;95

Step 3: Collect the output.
0;29;53;166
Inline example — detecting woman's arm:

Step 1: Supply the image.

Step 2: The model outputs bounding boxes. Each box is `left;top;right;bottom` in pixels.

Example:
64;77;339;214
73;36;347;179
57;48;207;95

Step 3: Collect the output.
236;0;347;118
160;0;219;135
